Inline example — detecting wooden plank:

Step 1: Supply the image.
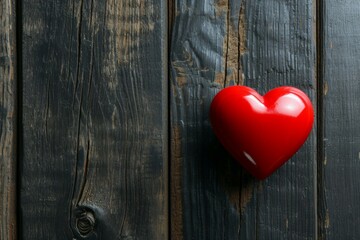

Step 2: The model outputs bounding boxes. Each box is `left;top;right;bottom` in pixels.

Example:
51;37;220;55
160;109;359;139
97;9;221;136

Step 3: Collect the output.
320;1;360;239
170;1;243;239
241;1;316;239
170;0;316;239
19;0;168;239
0;0;17;239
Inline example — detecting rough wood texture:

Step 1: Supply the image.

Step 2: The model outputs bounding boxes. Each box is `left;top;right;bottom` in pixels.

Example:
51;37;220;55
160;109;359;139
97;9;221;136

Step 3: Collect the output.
0;0;17;239
170;0;316;239
170;1;243;239
320;1;360;239
241;1;316;239
19;0;168;239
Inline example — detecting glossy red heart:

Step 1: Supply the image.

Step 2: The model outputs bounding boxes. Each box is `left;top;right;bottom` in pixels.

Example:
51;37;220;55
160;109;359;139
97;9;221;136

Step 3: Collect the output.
210;86;314;179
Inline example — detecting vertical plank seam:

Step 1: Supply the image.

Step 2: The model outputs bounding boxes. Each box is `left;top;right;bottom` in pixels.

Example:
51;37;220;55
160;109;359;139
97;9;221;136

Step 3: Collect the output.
316;0;326;238
237;1;244;237
223;1;230;88
168;0;173;239
15;0;23;238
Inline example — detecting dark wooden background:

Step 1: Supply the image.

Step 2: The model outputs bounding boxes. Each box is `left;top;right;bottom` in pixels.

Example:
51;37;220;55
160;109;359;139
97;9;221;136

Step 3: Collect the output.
1;0;360;239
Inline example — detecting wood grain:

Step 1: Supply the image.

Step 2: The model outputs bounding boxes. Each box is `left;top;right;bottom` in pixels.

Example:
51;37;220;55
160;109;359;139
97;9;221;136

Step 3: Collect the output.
241;1;316;239
170;0;243;238
19;0;168;239
0;0;17;239
320;1;360;239
170;0;316;239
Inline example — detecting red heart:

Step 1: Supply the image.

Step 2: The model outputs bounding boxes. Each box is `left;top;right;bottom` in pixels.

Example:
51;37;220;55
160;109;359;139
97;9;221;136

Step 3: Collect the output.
210;86;314;179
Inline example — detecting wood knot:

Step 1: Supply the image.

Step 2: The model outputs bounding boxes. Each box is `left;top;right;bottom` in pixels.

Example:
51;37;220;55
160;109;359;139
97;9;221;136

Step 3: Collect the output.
75;208;96;237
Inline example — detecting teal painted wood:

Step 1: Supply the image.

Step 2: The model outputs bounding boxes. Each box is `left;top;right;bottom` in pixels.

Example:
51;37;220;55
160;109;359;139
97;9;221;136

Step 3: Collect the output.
19;0;168;239
0;0;17;239
321;0;360;239
170;0;317;239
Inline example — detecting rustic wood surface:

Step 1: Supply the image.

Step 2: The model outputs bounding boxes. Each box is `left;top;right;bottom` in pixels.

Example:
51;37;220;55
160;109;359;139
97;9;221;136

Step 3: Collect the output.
320;0;360;239
241;1;316;239
0;0;17;239
1;0;360;239
19;0;168;239
170;0;316;239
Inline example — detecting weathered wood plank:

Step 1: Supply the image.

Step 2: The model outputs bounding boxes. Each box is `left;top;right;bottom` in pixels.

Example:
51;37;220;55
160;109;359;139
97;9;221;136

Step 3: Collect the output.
19;0;168;239
170;1;243;239
170;0;316;239
0;0;17;239
320;1;360;239
241;1;316;239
